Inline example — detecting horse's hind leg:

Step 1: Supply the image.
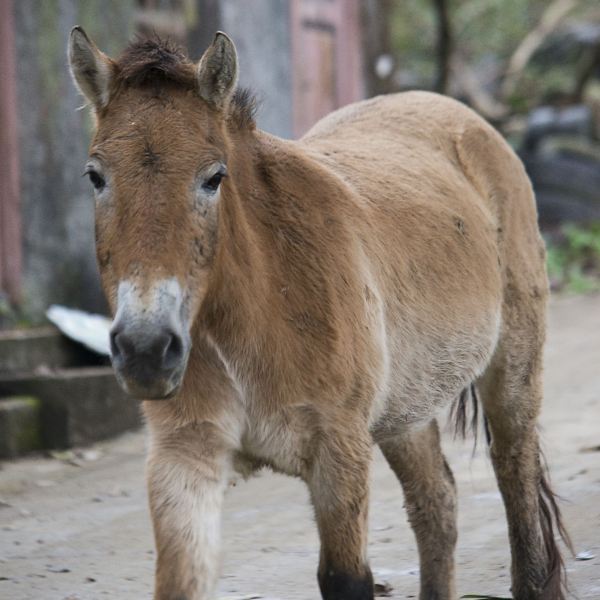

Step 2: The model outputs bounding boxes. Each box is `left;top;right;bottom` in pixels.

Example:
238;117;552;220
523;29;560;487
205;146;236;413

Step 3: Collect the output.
478;292;568;599
379;420;457;600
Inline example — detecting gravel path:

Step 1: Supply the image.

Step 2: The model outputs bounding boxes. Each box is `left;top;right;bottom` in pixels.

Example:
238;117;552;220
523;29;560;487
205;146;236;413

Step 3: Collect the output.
1;294;599;599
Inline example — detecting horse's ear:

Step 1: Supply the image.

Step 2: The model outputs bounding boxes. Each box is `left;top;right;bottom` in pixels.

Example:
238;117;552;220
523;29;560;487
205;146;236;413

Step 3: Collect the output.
68;26;115;109
196;32;238;110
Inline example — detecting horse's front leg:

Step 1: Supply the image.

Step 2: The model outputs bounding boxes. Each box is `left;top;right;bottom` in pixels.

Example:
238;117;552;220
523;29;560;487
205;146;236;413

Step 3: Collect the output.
308;426;374;600
147;424;232;600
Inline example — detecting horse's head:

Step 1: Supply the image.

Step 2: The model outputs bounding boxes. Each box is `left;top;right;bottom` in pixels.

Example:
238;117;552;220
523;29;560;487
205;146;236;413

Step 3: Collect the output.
68;28;247;399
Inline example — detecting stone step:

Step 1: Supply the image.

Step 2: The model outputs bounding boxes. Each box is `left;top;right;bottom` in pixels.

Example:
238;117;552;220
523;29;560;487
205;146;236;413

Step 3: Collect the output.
0;327;107;375
0;367;141;453
0;396;42;458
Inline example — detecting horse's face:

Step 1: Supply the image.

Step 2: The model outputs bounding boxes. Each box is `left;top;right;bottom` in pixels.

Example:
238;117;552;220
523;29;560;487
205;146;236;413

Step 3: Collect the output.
69;29;239;399
89;89;229;399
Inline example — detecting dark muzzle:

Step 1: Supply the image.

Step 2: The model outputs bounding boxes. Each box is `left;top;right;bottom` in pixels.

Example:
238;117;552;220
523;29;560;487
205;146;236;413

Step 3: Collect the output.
110;322;189;399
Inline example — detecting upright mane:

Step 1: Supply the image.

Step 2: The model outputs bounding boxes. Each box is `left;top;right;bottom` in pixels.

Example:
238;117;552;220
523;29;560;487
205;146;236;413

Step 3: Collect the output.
116;36;196;89
114;36;257;129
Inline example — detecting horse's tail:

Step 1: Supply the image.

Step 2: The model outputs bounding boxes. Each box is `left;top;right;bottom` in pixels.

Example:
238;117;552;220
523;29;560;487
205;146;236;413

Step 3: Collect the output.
538;452;574;598
449;383;489;447
450;384;573;598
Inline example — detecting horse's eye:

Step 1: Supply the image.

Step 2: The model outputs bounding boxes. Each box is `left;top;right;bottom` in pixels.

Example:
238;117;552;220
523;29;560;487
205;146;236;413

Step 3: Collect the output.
202;169;226;193
87;170;106;191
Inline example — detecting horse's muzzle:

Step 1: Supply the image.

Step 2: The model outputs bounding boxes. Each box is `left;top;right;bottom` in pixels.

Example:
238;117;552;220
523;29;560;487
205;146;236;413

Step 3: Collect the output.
110;323;189;399
109;278;191;399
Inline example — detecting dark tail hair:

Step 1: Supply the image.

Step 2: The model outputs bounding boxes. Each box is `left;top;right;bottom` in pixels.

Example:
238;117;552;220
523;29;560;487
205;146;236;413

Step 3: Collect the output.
450;384;573;598
539;452;574;599
449;383;490;450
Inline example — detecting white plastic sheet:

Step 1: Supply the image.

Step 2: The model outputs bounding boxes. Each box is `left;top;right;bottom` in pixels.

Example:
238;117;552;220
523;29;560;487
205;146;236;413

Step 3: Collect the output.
46;305;111;356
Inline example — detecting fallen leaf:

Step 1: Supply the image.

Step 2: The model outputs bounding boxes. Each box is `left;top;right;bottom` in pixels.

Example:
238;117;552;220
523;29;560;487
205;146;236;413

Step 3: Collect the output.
49;450;83;467
78;449;101;462
218;596;264;600
580;445;600;453
375;581;393;597
460;596;512;599
46;566;71;573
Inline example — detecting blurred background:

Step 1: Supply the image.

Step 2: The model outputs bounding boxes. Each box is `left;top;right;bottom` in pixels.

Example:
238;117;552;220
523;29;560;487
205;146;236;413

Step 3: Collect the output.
1;0;600;327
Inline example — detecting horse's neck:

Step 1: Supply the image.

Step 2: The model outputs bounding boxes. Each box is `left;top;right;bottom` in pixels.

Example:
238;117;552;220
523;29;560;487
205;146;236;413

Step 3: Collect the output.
200;130;288;361
199;130;357;393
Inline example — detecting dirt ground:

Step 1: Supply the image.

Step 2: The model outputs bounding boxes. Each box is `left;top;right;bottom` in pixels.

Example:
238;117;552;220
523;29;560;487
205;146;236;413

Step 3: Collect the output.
0;293;599;600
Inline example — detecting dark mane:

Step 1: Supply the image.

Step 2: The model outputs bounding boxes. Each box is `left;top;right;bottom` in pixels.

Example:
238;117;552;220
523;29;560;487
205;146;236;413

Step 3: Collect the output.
116;36;197;89
114;36;257;129
229;87;259;130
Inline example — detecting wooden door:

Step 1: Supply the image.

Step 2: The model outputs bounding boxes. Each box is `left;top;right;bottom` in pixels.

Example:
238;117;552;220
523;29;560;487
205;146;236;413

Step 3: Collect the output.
291;0;363;137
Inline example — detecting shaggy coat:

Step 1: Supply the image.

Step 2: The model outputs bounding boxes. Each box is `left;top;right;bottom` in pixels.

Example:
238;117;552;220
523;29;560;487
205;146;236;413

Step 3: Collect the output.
69;28;569;600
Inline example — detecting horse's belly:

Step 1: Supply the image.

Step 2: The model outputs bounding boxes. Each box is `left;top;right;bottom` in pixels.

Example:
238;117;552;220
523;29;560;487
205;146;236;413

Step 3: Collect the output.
370;304;501;441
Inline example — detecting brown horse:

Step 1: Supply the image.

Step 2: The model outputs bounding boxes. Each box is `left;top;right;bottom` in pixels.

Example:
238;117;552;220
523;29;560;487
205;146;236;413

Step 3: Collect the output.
68;27;570;600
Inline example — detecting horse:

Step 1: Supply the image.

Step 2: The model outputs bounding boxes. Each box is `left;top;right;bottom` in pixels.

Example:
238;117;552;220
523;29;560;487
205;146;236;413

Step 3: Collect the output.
68;27;570;600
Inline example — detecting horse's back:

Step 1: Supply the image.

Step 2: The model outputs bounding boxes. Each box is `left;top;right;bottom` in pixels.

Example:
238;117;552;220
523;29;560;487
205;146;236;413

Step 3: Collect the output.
300;92;547;426
301;91;546;302
302;91;522;225
301;92;505;310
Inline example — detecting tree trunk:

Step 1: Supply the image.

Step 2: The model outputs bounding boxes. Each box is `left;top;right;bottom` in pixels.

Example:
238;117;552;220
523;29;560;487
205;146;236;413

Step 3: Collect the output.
432;0;452;94
362;0;396;97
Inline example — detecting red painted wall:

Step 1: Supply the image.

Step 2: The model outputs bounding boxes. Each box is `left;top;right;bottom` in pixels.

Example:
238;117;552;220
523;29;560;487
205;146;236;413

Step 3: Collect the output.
0;0;22;305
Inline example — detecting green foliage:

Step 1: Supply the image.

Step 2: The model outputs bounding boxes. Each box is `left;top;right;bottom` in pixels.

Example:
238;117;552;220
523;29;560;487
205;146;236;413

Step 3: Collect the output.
545;223;600;293
452;0;548;62
390;0;600;111
391;0;550;89
391;1;437;85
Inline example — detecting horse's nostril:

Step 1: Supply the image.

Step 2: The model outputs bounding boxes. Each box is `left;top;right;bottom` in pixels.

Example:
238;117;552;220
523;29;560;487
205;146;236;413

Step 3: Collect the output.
111;329;135;364
110;328;122;360
162;332;184;369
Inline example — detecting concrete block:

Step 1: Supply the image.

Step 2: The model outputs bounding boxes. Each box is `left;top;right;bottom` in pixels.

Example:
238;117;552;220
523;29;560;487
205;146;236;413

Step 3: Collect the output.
0;396;42;458
0;368;141;449
0;327;106;374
